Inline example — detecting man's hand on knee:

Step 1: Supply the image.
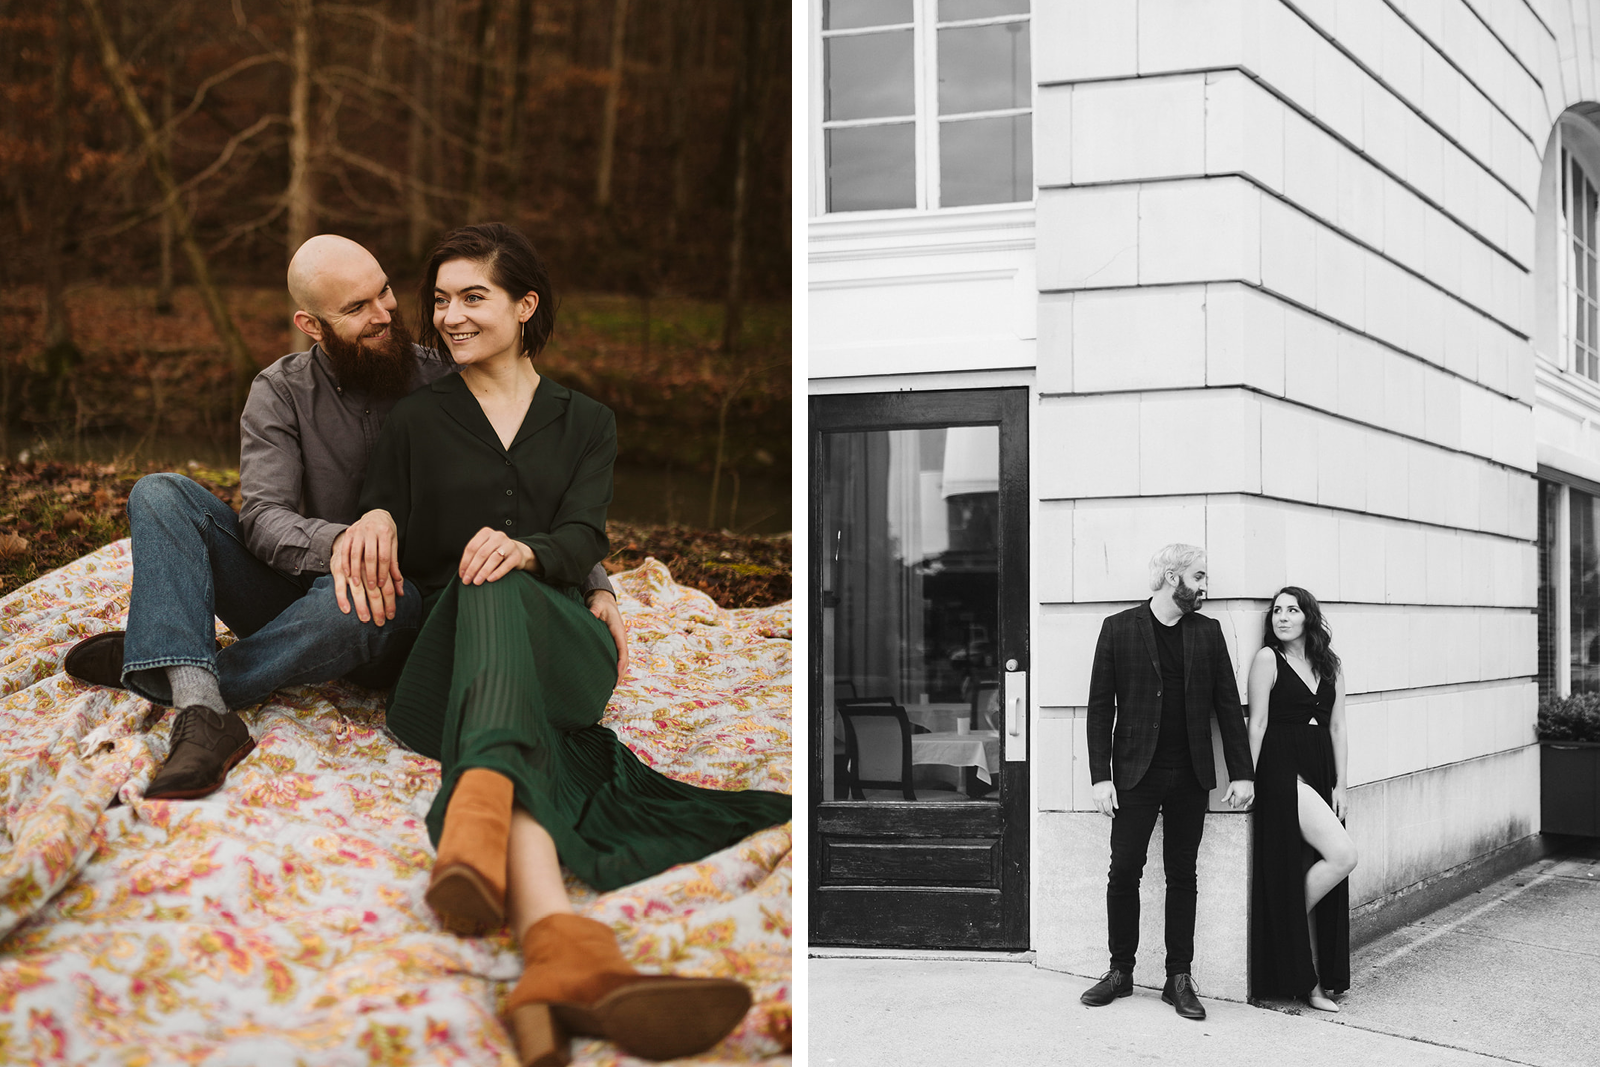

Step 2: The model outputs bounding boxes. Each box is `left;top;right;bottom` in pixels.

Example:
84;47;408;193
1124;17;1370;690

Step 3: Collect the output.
332;509;402;625
1092;779;1118;817
586;589;630;679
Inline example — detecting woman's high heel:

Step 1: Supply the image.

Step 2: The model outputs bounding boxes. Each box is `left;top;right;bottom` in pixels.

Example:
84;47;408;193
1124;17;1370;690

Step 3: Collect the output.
507;1003;570;1067
506;913;752;1065
426;767;514;936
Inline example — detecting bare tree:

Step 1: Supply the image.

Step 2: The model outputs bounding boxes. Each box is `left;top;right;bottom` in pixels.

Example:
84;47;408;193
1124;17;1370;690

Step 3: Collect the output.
78;0;256;405
42;0;79;387
594;0;627;208
406;0;436;259
721;0;776;355
500;0;536;218
156;36;175;313
285;0;318;258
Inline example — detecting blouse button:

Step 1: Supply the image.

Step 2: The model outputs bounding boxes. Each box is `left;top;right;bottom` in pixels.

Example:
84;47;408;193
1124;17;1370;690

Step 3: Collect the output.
505;489;513;496
505;519;513;527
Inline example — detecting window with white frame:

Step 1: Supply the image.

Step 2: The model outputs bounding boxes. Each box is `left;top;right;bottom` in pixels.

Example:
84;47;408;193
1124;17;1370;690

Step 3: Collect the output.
818;0;1032;213
1560;134;1600;381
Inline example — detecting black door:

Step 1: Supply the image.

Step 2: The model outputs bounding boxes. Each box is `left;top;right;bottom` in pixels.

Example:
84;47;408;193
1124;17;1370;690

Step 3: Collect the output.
810;388;1030;949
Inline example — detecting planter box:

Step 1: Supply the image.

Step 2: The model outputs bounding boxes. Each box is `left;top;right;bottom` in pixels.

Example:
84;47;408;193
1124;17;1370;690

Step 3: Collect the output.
1541;742;1600;837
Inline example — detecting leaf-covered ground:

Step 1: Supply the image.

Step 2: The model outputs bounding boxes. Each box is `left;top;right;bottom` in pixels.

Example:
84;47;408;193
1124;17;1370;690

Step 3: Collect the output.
0;286;790;478
0;461;790;607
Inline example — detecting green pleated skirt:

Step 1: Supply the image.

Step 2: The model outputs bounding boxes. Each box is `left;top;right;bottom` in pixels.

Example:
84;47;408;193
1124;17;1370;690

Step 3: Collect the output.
383;572;791;892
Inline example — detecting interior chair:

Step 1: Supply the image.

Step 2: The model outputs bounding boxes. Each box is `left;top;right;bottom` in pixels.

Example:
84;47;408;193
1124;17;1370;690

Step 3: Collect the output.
971;678;1002;731
838;699;915;801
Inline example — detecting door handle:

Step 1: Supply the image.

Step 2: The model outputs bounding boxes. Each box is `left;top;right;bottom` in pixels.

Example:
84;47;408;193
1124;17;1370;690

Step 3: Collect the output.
1004;666;1027;762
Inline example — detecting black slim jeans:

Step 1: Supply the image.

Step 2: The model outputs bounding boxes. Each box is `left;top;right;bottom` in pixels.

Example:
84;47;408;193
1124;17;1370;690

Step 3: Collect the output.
1105;762;1208;977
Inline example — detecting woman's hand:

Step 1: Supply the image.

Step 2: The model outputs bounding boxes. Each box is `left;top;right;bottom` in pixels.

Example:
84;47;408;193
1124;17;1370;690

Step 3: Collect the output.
1331;783;1348;822
459;527;537;585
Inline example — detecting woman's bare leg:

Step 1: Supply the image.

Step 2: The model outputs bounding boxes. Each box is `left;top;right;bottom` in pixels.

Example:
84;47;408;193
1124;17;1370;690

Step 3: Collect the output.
506;806;575;942
1297;780;1357;1010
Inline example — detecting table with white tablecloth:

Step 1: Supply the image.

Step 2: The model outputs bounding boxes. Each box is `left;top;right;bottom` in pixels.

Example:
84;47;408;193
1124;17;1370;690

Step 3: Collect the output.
911;729;1002;786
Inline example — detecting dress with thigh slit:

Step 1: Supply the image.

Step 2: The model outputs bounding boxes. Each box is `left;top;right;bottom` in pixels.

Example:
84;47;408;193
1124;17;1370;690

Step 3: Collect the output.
1250;647;1350;998
360;373;791;892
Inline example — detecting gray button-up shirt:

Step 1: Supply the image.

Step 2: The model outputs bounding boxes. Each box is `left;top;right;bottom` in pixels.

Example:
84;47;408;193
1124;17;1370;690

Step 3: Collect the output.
238;342;614;595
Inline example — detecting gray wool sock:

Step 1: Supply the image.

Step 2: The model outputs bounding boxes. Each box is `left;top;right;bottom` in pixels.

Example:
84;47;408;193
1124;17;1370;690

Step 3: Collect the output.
166;665;227;721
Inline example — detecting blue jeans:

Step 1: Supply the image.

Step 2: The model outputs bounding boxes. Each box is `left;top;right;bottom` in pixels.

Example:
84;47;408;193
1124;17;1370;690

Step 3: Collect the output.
121;473;422;710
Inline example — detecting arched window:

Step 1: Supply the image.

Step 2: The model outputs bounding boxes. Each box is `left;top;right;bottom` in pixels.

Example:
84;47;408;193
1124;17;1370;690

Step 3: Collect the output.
1536;110;1600;380
1533;109;1600;699
815;0;1032;214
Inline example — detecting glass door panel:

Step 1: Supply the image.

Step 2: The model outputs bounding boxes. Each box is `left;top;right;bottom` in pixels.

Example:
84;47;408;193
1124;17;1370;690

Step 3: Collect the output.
810;388;1028;950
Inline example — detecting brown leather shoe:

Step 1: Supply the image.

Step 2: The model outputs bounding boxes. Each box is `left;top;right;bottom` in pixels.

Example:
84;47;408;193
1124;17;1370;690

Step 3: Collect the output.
62;631;127;688
144;707;255;800
426;768;513;936
506;914;751;1066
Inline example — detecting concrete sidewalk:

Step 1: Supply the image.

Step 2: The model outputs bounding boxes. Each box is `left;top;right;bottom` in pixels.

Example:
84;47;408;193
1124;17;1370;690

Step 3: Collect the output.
809;839;1599;1067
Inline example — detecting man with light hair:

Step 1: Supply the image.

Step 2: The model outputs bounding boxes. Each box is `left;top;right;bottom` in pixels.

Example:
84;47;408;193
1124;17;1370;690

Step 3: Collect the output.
62;235;625;800
1078;543;1254;1020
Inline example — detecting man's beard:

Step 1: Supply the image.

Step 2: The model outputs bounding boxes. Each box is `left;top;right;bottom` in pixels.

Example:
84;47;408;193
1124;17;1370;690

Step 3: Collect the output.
318;312;416;399
1174;575;1204;614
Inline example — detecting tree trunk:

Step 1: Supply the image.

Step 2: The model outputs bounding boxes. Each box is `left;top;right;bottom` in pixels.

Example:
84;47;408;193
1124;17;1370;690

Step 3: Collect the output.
721;0;767;355
464;0;499;220
594;0;628;208
664;0;691;245
406;0;434;260
78;0;258;409
285;0;317;260
501;0;535;218
43;0;78;389
156;38;174;314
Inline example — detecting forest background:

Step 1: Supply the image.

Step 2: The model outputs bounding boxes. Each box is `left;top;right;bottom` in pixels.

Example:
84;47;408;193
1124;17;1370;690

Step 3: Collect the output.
0;0;790;602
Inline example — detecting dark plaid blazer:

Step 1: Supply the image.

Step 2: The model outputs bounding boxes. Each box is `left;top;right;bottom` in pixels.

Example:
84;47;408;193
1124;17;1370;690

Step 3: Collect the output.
1086;601;1254;791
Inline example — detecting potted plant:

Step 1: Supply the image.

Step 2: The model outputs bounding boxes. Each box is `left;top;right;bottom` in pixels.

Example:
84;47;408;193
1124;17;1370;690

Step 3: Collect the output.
1538;693;1600;837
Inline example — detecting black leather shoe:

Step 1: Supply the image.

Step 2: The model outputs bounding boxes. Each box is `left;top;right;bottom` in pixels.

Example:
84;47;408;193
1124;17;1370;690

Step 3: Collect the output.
145;707;255;800
1080;969;1132;1006
62;631;127;688
1162;973;1206;1020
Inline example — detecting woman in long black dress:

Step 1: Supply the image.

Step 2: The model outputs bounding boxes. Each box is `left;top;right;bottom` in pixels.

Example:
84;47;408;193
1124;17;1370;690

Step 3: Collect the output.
1246;586;1358;1011
357;223;791;1067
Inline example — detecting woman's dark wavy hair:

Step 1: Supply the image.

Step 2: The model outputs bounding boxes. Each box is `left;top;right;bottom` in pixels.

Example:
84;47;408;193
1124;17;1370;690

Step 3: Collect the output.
1262;585;1341;683
418;222;558;361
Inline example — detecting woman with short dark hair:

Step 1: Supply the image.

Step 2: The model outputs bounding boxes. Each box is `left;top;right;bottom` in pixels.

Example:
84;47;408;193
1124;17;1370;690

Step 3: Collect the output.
359;222;790;1066
1246;586;1358;1010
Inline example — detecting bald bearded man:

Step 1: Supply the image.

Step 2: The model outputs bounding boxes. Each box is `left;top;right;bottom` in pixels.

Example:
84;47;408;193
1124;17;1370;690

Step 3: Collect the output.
62;236;627;800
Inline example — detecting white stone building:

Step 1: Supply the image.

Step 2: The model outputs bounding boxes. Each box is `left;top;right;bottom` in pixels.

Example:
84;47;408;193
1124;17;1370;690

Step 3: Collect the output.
808;0;1600;998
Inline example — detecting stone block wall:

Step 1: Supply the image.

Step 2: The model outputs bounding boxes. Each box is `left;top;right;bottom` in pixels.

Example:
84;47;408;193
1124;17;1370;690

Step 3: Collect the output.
1027;0;1574;982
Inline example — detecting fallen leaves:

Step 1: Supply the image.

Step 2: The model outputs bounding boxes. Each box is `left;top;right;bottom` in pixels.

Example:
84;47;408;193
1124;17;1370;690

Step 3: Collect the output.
0;462;790;608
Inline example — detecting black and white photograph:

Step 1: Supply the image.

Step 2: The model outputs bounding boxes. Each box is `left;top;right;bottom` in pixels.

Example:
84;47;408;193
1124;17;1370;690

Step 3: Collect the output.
808;2;1597;1066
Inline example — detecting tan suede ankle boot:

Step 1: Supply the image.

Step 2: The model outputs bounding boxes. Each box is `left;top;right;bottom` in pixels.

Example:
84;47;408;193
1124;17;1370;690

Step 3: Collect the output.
425;768;513;936
504;913;752;1067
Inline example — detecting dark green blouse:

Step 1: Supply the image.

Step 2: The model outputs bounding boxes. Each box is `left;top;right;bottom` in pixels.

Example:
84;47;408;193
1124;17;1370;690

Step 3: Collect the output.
358;373;616;606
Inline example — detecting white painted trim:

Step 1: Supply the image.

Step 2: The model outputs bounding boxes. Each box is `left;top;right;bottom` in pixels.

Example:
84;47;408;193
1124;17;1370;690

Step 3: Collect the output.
809;366;1038;394
809;267;1018;291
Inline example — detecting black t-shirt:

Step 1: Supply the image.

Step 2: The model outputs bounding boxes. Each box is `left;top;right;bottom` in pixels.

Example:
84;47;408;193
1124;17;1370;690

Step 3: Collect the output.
1150;613;1191;769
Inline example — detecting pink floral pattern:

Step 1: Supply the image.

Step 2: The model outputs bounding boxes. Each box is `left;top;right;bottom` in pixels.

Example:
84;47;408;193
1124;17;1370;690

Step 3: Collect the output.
0;540;791;1065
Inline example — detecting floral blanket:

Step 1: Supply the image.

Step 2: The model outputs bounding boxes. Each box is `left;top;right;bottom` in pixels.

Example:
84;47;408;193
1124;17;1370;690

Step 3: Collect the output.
0;540;792;1066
